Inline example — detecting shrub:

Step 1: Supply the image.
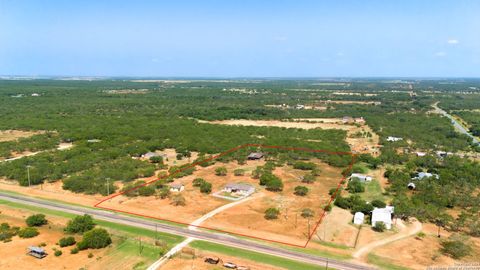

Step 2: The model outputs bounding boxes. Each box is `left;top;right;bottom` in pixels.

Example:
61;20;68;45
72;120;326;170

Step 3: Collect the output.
301;208;314;218
138;185;155;196
171;194;186;206
158;186;170;199
301;173;316;184
149;156;163;164
215;167;227;176
65;215;95;234
54;250;62;257
59;236;76;247
373;221;386;232
293;161;316;170
265;176;283;192
70;247;79;254
77;228;112;250
347;179;365;193
334;195;351;209
371;199;386;208
264;208;280;220
26;214;48;227
192;178;205;187
233;169;245;176
88;252;94;258
441;236;472;259
18;227;39;238
200;181;212;194
0;223;19;242
294;186;309;196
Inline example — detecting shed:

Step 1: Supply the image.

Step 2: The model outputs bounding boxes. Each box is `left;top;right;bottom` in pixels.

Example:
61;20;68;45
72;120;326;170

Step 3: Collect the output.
169;183;184;192
247;152;264;160
143;152;160;159
407;182;416;190
353;212;365;225
27;246;47;259
350;173;372;182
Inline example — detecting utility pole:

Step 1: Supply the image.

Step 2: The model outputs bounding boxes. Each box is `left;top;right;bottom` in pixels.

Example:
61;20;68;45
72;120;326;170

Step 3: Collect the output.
26;165;31;187
106;177;111;200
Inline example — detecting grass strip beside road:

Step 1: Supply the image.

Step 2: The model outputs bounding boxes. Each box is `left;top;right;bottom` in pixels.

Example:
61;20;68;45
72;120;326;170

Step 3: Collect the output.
190;240;337;270
367;253;410;270
0;198;184;246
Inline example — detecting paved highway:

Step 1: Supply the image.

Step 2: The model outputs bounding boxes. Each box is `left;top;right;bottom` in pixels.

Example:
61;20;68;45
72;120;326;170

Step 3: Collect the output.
433;103;479;145
0;192;373;270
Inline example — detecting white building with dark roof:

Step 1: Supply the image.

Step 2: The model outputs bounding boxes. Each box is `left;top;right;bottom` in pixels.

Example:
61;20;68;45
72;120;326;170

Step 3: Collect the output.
223;183;254;196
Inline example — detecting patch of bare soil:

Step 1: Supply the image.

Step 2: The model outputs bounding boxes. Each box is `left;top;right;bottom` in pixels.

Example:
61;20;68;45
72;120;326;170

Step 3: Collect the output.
138;148;199;167
0;130;44;142
203;160;344;246
0;180;103;207
162;248;283;270
0;209;107;270
101;160;266;224
313;207;359;247
371;222;480;270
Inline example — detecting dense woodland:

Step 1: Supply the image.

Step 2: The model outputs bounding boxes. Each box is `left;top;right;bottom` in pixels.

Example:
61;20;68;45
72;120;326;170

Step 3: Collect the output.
0;79;480;231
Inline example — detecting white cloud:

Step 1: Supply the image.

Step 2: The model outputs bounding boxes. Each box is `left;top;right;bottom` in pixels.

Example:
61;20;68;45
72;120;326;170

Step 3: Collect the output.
435;51;447;57
447;39;459;44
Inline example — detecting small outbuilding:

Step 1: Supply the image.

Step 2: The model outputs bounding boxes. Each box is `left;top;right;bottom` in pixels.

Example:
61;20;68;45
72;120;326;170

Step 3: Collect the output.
142;152;161;159
412;172;439;180
407;182;416;190
27;246;47;259
386;136;403;142
350;173;372;182
169;183;184;192
372;206;394;230
247;152;264;160
353;212;365;225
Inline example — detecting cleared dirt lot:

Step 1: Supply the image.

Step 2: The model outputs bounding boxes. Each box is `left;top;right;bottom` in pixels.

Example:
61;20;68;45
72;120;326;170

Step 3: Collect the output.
0;130;44;142
202;160;344;246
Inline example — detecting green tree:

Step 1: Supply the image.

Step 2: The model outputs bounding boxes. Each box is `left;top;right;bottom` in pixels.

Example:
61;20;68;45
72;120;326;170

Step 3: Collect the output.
294;186;309;196
26;214;48;227
371;199;386;208
200;181;212;194
18;227;39;238
77;228;112;250
347;179;365;193
192;178;205;187
301;173;316;184
65;215;95;234
264;208;280;220
59;236;76;247
215;167;227;176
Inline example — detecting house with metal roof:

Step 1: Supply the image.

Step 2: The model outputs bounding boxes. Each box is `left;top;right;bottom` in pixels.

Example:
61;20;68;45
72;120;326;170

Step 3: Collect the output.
371;206;394;230
223;183;254;196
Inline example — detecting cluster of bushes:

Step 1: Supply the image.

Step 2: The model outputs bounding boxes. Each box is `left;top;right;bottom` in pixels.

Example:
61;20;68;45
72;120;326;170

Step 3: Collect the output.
62;214;111;254
335;194;386;215
0;223;19;242
193;178;212;194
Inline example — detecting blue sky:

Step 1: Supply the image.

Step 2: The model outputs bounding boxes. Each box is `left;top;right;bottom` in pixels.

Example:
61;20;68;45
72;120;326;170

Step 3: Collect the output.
1;0;479;77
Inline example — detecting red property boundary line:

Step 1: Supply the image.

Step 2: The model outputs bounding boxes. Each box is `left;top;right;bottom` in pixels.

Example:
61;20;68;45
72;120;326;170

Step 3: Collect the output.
94;144;357;248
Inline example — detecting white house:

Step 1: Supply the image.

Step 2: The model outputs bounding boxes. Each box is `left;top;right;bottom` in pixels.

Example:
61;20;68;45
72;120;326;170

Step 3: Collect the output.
372;206;394;230
412;172;439;180
415;152;426;157
353;212;365;225
169;183;184;192
350;173;372;182
386;136;403;142
223;183;254;196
